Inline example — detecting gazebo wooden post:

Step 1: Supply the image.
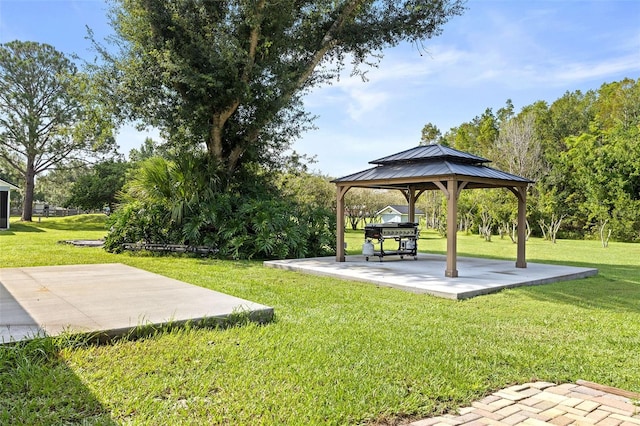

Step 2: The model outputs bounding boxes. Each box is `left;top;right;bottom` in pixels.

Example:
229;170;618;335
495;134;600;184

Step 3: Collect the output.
408;187;416;223
336;185;349;262
446;179;458;277
516;186;527;268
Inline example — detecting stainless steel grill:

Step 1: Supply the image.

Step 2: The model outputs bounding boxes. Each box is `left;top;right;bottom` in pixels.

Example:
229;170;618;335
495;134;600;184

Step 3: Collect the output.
363;222;419;261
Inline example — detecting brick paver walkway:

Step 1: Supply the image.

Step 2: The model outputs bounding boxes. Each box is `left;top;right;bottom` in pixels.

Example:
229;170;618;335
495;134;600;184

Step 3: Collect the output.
407;381;640;426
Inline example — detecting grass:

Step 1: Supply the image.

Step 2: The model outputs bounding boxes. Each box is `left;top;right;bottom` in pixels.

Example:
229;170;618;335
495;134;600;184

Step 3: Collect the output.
1;216;639;425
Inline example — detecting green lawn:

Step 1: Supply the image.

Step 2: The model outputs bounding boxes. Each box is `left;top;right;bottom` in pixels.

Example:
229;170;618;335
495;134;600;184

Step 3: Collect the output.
1;216;639;425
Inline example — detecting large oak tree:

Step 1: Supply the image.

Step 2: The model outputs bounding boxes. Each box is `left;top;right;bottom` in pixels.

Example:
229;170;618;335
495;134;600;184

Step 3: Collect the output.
101;0;466;177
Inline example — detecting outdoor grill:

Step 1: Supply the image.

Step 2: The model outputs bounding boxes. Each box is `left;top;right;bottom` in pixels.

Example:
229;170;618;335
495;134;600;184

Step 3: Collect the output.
363;222;419;261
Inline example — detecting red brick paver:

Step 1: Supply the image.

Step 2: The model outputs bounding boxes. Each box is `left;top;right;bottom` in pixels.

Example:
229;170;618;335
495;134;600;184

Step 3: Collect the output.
406;382;640;426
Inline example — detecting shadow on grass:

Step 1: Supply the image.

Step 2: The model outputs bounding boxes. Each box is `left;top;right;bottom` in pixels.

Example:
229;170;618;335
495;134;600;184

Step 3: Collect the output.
3;223;45;233
9;215;107;233
197;258;267;268
0;308;274;424
1;283;115;422
0;337;117;424
515;260;640;314
82;307;275;345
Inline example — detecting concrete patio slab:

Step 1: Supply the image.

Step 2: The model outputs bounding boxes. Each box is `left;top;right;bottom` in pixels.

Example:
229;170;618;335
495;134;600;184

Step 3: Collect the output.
0;263;273;344
264;254;598;299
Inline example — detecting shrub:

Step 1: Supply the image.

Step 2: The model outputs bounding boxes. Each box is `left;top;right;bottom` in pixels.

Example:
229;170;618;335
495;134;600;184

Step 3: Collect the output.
104;155;336;259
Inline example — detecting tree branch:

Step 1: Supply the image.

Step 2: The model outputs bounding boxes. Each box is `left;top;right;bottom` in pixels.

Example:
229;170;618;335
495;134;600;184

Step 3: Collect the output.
295;0;365;89
209;0;266;164
222;0;365;171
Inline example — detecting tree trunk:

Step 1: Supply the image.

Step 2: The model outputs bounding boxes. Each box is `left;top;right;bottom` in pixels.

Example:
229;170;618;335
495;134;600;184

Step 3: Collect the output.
550;214;565;243
463;212;474;234
498;222;506;239
538;219;548;240
347;212;360;230
599;219;611;248
480;211;493;241
21;163;35;221
540;214;565;243
509;222;517;244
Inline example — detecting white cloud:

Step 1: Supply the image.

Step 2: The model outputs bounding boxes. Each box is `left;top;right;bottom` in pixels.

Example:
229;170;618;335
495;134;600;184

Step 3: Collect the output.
344;88;389;121
546;56;640;85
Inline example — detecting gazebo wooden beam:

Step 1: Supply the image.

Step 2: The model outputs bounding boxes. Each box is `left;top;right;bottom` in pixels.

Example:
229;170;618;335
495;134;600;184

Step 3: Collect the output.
506;185;528;268
516;186;527;268
457;181;469;198
433;180;448;196
434;179;459;276
338;175;528;189
398;187;419;223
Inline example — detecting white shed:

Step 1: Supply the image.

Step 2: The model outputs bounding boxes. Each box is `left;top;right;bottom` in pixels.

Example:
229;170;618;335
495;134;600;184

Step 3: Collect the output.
1;178;18;230
376;204;425;224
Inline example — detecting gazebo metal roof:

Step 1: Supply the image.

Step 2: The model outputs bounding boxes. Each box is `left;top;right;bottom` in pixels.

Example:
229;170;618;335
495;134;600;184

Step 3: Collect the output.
333;145;533;189
333;144;533;278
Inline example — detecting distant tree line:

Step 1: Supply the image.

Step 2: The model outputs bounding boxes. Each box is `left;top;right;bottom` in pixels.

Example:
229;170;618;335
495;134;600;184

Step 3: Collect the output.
283;78;640;245
417;78;640;244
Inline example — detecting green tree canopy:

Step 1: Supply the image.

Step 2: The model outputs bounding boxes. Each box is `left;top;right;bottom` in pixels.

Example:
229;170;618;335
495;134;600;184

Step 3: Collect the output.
419;122;442;145
129;137;166;162
66;160;131;211
0;41;116;221
431;79;638;242
562;79;640;241
35;161;87;207
276;171;336;211
100;0;466;178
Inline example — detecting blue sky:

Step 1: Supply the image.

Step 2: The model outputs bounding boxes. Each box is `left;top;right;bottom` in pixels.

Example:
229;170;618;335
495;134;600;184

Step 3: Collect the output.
1;0;639;177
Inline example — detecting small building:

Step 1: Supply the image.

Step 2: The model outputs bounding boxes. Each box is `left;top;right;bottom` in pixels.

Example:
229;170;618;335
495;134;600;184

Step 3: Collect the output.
1;178;19;230
377;205;425;224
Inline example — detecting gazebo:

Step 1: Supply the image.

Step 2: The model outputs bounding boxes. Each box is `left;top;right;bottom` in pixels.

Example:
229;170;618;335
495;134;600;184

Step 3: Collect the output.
332;144;534;277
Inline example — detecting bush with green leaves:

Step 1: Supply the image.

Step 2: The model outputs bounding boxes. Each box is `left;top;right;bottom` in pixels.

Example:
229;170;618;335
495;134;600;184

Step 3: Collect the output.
104;200;182;251
104;154;336;259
